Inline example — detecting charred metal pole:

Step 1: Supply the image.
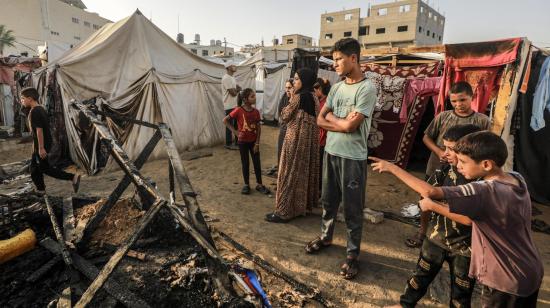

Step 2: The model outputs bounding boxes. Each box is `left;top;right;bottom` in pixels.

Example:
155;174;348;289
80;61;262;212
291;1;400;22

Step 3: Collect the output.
44;195;73;267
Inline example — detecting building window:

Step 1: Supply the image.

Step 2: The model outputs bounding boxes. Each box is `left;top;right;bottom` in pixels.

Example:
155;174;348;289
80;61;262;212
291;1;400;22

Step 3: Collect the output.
50;31;59;36
72;17;79;24
84;21;90;27
399;5;411;13
376;28;386;34
432;33;435;38
429;12;433;18
74;36;81;40
345;13;353;21
434;15;438;21
439;36;442;41
419;26;423;33
325;33;333;39
398;25;408;32
287;39;294;44
190;49;197;54
93;24;100;30
427;30;431;36
378;8;388;16
325;16;333;23
420;6;424;13
202;50;208;56
343;31;352;37
359;26;369;36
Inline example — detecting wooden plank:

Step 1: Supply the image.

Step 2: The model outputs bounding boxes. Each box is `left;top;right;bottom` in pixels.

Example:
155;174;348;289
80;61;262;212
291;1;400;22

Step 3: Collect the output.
74;199;164;308
57;287;72;308
26;255;62;282
63;197;76;243
40;238;151;308
44;195;73;267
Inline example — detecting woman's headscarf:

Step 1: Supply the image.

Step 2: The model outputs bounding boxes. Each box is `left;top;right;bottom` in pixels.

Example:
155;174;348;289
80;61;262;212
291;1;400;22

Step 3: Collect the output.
296;68;317;117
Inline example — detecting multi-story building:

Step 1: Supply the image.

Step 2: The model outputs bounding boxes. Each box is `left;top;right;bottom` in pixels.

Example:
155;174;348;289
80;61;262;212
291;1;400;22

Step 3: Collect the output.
0;0;110;56
319;0;445;51
178;36;234;57
280;34;314;50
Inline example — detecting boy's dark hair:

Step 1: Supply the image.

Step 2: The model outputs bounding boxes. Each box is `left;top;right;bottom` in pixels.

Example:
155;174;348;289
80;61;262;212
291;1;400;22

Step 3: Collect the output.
454;131;507;167
286;79;294;86
442;124;482;142
449;81;474;97
21;87;40;101
239;88;255;105
331;38;361;60
314;78;331;96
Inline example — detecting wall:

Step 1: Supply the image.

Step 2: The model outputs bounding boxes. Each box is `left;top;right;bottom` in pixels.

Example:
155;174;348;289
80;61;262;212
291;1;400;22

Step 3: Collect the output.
0;0;110;56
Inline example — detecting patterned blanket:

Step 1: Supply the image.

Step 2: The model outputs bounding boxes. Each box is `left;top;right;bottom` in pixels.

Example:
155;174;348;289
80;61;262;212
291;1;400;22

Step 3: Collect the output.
362;62;440;167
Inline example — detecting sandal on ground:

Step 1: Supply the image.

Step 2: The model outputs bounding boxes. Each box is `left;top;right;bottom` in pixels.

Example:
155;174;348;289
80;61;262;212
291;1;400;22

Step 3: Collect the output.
304;237;331;254
264;213;289;223
256;184;271;195
340;258;359;280
241;185;251;195
72;174;81;193
405;232;425;248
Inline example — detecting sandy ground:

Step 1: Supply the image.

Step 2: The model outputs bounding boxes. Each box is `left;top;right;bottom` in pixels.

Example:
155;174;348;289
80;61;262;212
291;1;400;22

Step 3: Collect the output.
3;126;549;307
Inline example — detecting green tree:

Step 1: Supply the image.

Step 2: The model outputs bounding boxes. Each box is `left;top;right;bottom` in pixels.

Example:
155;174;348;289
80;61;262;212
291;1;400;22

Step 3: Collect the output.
0;25;16;56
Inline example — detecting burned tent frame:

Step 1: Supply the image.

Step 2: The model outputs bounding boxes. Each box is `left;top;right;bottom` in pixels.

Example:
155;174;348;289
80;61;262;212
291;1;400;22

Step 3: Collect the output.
66;100;240;307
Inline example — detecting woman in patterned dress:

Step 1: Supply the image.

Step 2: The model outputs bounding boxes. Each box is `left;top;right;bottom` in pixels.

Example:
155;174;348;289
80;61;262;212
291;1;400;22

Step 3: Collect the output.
265;68;320;223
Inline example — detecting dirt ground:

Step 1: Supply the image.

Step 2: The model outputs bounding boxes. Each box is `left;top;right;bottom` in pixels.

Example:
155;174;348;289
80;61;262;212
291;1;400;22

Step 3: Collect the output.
3;126;550;307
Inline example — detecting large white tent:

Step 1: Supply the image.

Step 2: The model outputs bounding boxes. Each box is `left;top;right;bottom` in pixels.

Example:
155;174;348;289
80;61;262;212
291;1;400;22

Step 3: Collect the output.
32;11;255;173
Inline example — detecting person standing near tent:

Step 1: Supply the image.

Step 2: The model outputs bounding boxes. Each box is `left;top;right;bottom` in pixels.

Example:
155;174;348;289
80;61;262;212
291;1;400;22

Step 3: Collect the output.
222;62;241;150
314;78;331;195
223;88;271;195
406;82;490;248
304;38;377;280
20;87;81;194
265;68;320;223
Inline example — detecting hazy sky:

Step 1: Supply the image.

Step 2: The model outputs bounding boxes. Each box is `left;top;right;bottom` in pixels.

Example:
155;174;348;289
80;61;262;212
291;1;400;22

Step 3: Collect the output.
85;0;550;48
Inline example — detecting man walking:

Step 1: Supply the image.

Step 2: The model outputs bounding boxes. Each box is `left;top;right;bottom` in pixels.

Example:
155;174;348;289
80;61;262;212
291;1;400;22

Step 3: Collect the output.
20;87;80;194
222;62;241;150
304;38;376;280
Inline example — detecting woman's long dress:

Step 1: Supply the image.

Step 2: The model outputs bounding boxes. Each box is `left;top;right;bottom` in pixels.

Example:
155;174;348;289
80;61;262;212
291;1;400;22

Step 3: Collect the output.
274;93;320;219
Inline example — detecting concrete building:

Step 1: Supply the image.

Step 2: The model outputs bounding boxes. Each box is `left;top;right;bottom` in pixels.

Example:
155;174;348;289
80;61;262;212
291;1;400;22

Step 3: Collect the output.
319;0;445;51
280;34;314;50
0;0;110;56
178;34;234;57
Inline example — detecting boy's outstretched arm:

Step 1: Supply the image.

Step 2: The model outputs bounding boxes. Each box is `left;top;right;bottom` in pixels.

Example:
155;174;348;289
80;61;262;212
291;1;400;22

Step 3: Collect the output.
419;198;472;226
369;156;445;199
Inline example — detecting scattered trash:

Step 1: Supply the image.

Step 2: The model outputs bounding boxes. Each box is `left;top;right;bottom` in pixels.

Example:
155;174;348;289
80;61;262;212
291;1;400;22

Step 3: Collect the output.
401;203;421;218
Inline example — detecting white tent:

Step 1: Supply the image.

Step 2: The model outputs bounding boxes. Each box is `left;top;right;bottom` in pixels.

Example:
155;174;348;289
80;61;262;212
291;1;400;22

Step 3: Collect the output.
33;11;255;173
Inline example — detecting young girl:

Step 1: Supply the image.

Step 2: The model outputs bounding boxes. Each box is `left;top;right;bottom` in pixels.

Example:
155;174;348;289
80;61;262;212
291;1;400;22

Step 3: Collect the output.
223;88;271;195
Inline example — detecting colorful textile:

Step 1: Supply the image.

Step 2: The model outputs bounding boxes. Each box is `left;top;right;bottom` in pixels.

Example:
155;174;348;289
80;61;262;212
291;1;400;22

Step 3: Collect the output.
229;106;261;143
531;57;550;131
362;62;440;168
401;77;442;123
436;38;522;115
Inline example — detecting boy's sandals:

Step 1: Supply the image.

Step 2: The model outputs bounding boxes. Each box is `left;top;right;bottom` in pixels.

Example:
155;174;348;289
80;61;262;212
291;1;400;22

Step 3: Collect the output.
241;185;251;195
256;184;271;195
340;258;359;280
304;237;331;254
405;232;425;248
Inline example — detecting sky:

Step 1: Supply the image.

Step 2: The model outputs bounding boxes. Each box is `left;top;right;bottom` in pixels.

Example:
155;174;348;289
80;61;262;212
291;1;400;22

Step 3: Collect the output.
85;0;550;49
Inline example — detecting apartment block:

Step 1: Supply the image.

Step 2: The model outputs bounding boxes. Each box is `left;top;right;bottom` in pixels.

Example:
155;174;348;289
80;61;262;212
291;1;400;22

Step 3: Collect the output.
0;0;110;56
281;34;314;50
319;0;445;51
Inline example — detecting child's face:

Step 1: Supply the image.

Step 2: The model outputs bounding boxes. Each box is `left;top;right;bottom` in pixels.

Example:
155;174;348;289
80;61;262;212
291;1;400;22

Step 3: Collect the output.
450;92;473;114
20;95;32;108
245;92;256;105
456;153;489;179
442;140;458;166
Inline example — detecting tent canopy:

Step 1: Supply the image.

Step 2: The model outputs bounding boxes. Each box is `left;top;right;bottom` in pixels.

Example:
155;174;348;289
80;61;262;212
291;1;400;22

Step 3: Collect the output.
34;10;255;173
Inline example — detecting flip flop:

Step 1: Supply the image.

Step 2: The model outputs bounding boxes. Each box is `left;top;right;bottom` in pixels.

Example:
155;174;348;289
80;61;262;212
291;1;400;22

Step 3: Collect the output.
340;258;359;280
256;185;271;195
241;185;251;195
304;237;331;254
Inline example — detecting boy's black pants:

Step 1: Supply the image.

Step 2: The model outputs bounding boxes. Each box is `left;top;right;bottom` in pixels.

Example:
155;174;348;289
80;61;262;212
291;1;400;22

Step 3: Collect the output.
30;153;74;191
480;285;539;308
400;239;475;308
238;142;262;186
225;109;238;146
